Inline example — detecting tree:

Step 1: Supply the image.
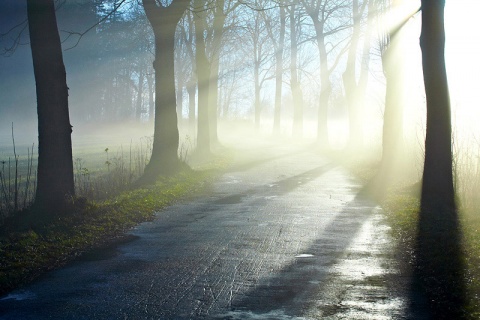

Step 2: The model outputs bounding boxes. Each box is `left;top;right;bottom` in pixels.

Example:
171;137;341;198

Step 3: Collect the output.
242;4;274;130
417;2;465;317
300;0;350;147
177;12;197;134
288;5;305;138
27;0;75;214
140;0;189;181
262;4;286;135
193;0;212;157
207;0;227;146
343;0;372;150
363;0;406;196
420;0;454;211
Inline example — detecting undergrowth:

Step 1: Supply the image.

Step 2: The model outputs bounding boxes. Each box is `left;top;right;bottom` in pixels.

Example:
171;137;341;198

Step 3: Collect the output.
0;152;230;297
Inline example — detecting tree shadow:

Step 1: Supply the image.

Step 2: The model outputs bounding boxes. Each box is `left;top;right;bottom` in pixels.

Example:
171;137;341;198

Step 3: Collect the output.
410;202;467;319
223;191;430;319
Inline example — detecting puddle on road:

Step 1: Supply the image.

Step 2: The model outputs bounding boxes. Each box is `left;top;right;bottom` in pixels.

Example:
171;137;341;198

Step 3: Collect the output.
0;291;36;301
295;254;314;258
307;212;408;319
217;309;309;320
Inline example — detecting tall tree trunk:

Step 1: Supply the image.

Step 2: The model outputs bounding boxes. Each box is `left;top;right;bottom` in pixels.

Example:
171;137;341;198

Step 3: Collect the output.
417;2;465;317
141;0;189;182
380;28;404;185
136;70;145;121
184;13;197;136
343;0;362;150
194;1;211;156
313;21;332;147
420;0;454;211
147;71;155;123
289;6;304;138
27;0;75;214
254;59;261;130
356;0;373;128
176;73;184;126
209;59;220;145
187;78;197;136
208;0;226;146
273;6;286;135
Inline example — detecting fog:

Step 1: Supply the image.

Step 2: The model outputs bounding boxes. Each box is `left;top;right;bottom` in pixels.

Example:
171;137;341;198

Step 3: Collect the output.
2;2;480;317
0;0;479;203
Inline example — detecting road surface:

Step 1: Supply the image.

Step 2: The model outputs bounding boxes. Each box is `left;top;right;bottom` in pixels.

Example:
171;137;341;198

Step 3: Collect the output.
0;139;429;319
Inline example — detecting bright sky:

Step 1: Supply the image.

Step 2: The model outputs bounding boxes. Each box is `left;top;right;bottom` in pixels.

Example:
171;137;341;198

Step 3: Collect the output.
395;0;480;144
445;0;480;128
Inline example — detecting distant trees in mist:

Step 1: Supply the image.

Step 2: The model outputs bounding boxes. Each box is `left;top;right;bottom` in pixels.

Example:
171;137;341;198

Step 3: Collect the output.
0;0;456;220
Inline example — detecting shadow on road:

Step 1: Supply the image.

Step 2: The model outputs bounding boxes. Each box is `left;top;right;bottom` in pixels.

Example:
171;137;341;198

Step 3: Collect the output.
225;193;385;318
410;204;467;319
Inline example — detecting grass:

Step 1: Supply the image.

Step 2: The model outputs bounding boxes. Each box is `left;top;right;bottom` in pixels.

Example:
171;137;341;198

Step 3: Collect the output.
381;185;480;318
0;152;231;297
343;149;480;318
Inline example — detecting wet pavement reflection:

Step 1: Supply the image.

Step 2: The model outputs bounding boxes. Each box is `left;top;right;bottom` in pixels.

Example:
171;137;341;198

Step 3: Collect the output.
0;141;429;319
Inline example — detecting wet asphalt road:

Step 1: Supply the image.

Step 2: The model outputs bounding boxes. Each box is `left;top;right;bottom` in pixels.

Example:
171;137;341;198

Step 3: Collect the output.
0;139;429;319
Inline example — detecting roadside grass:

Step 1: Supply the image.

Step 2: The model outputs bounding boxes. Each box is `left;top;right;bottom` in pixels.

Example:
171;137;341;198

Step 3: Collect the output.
0;152;231;297
342;150;480;318
380;182;480;318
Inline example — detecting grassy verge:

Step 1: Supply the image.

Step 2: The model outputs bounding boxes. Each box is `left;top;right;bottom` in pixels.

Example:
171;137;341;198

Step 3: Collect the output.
382;190;480;318
343;154;479;317
0;156;230;297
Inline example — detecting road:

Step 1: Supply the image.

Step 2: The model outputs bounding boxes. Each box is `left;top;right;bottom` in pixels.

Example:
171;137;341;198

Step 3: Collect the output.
0;139;429;319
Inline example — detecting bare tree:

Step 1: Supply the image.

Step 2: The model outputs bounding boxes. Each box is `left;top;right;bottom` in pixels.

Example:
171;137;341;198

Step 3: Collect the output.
300;0;351;147
140;0;190;182
288;5;305;138
416;2;465;316
241;3;275;130
262;3;286;134
342;0;371;150
27;0;75;215
193;0;212;157
420;0;454;211
178;12;197;134
373;0;407;192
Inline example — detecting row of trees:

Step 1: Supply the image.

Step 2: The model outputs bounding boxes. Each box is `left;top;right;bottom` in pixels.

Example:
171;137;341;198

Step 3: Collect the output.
12;0;454;226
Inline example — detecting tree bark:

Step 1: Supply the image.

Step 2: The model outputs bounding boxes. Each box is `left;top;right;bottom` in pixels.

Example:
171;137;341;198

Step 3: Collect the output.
194;0;211;156
187;78;197;135
416;3;465;316
141;0;189;181
289;6;304;138
27;0;75;214
420;0;454;211
209;63;220;145
254;60;261;130
176;71;185;125
208;0;226;146
343;0;363;150
273;6;286;135
313;20;332;147
147;71;155;123
380;29;404;184
136;70;145;121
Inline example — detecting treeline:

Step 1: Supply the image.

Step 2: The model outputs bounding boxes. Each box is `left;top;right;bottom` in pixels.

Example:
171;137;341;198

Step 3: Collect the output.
0;0;453;223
